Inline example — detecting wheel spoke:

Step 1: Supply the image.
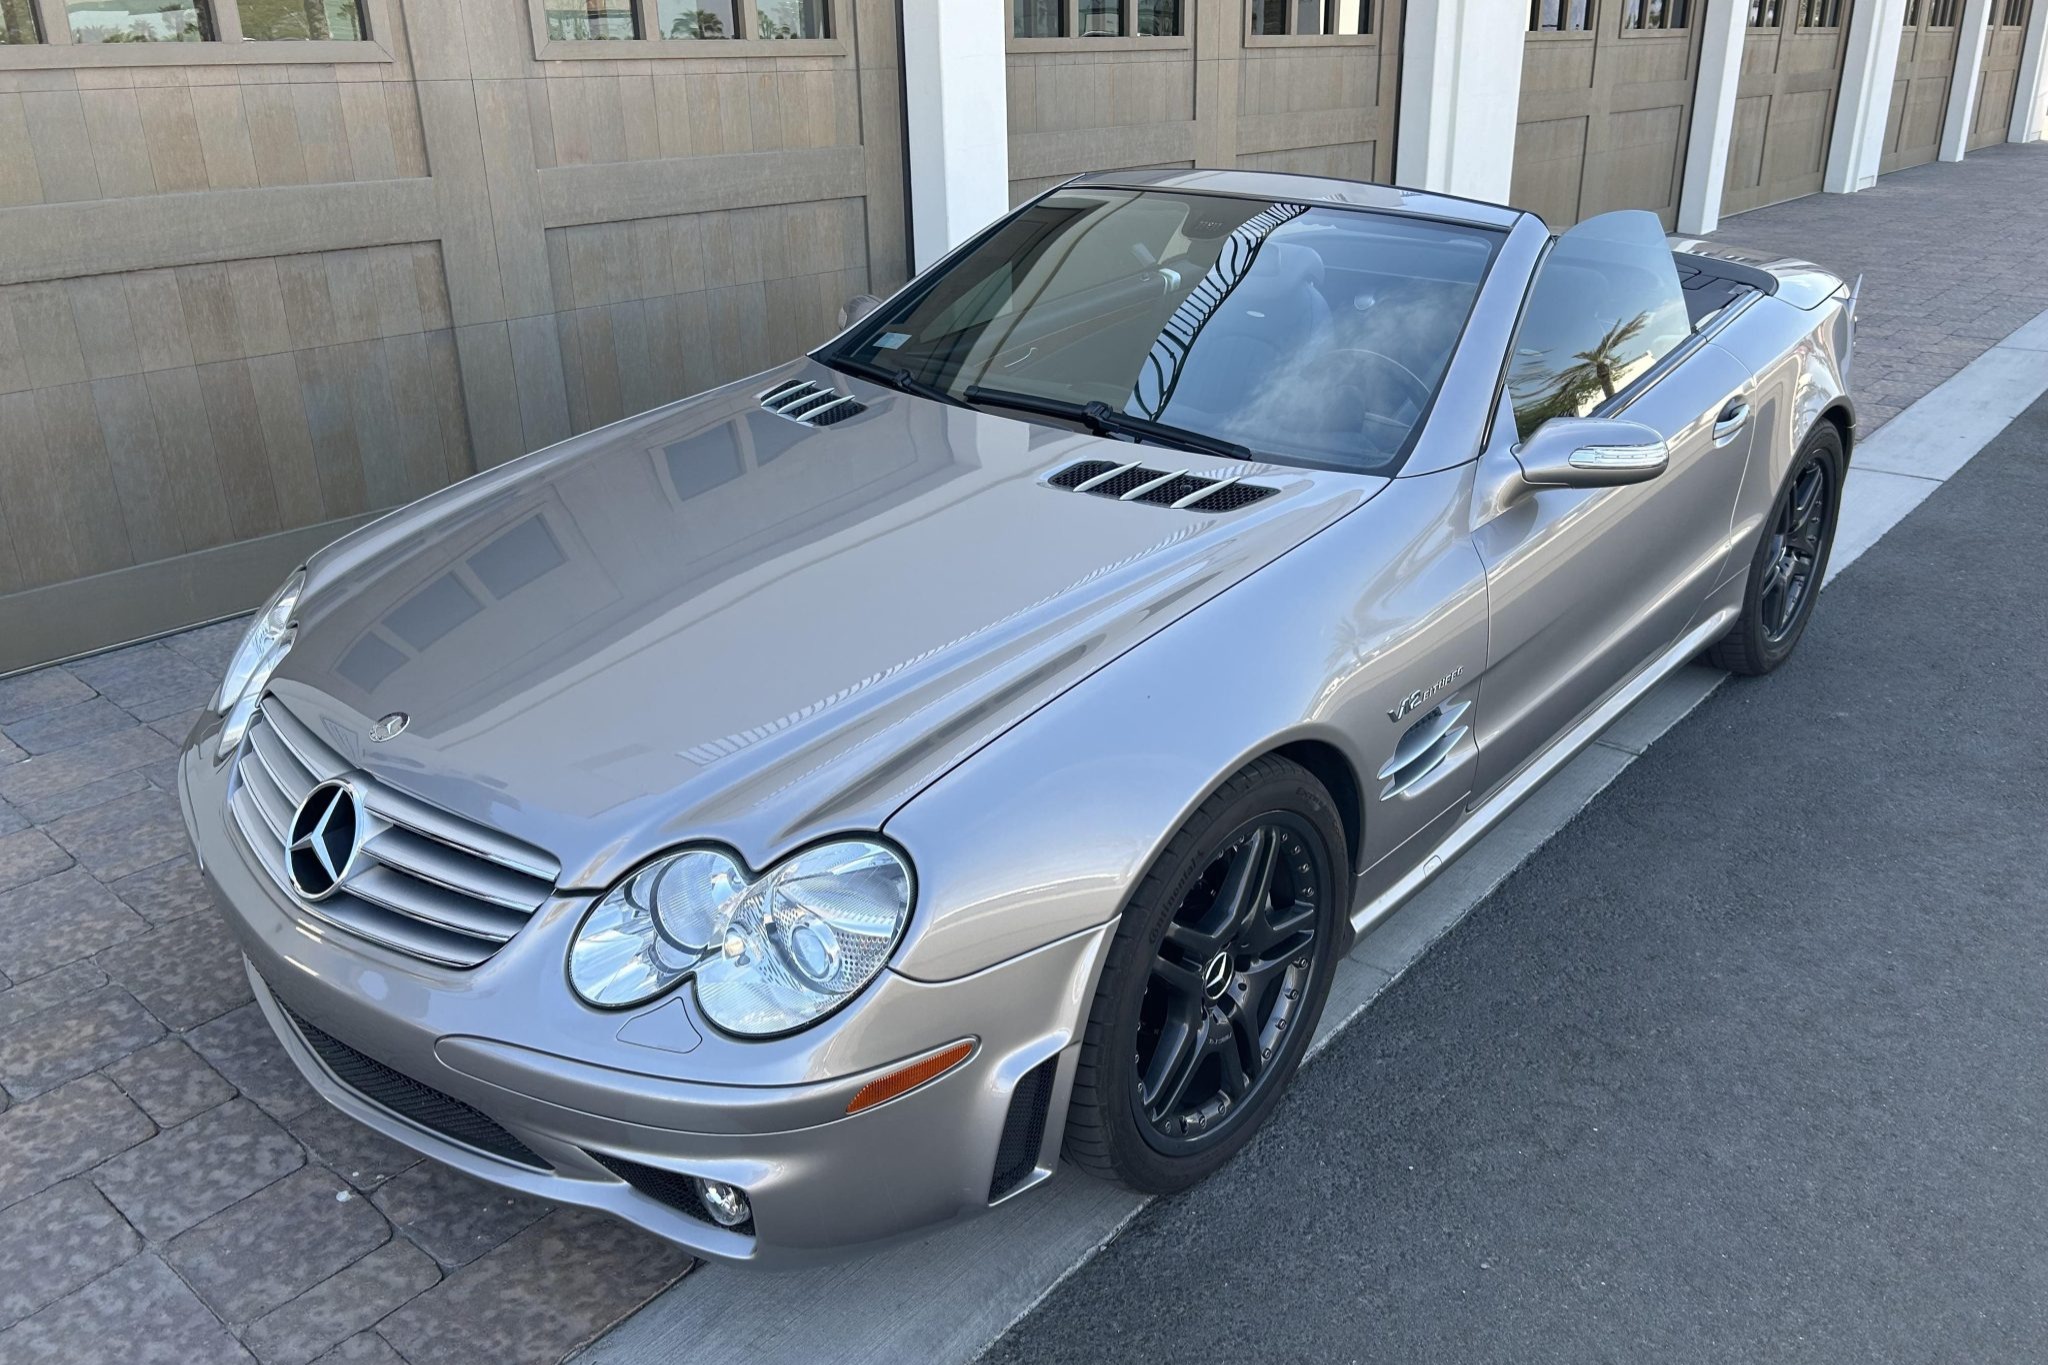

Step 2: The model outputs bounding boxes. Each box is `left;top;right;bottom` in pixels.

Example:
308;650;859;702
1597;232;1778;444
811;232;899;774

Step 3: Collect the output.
1210;828;1278;940
1163;918;1226;958
1140;997;1207;1120
1244;899;1316;956
1150;953;1206;1004
1215;1003;1256;1096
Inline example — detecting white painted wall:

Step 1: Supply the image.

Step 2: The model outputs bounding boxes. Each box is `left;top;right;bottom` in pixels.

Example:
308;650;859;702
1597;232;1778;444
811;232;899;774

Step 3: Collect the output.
1939;0;1996;159
1825;0;1910;191
902;0;1011;272
1395;0;1525;203
1676;0;1749;234
2010;0;2048;141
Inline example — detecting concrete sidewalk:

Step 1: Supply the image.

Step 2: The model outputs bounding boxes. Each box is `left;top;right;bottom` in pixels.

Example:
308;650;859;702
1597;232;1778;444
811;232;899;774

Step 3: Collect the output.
983;346;2048;1365
1;146;2044;1365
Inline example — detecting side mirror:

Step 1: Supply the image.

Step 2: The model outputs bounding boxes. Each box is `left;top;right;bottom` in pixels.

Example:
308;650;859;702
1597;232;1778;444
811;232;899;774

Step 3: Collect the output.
1514;417;1669;488
838;294;882;329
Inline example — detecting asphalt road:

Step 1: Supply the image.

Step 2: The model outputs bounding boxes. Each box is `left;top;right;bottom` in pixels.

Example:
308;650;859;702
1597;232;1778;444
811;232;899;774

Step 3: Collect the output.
985;390;2048;1365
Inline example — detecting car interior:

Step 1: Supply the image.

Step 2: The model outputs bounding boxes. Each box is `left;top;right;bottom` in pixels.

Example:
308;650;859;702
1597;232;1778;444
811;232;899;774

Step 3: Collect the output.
839;190;1501;473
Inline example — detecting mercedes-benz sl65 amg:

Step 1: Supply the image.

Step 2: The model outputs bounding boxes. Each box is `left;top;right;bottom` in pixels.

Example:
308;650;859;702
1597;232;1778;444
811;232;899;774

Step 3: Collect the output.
178;169;1856;1264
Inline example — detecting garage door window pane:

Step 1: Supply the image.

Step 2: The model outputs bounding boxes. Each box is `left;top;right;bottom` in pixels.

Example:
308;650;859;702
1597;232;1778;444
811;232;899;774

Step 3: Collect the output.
756;0;827;37
1506;211;1693;440
1531;0;1591;28
1;0;40;40
1079;1;1122;33
66;0;213;40
1797;0;1841;24
1014;0;1063;34
545;0;637;38
238;0;367;39
1746;0;1781;25
1137;0;1182;33
1624;0;1689;24
655;0;736;35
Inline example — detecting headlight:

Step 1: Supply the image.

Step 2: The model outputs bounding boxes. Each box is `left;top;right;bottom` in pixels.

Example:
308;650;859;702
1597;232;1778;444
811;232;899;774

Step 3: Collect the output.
214;628;294;762
215;569;305;714
568;840;913;1035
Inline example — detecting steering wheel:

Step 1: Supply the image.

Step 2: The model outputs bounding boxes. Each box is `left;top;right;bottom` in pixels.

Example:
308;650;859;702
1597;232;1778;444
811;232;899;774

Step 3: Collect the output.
1317;347;1434;417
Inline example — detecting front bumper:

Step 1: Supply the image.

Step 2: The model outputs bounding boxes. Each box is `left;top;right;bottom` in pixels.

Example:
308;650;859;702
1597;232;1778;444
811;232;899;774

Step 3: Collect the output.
178;741;1113;1267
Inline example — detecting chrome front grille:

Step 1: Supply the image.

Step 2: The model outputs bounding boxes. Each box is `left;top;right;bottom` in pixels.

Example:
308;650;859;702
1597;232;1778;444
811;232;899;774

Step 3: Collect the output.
228;698;559;968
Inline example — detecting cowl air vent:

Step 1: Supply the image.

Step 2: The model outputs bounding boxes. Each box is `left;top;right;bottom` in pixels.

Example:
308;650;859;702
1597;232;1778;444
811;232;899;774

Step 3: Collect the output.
759;378;866;426
1047;459;1279;513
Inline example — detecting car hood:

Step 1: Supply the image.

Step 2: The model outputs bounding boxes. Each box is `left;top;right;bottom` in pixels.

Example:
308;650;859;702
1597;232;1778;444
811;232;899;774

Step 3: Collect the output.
268;363;1385;888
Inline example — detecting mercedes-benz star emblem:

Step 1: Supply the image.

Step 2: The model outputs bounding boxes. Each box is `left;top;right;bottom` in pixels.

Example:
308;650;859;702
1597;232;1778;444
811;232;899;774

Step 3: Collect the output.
288;780;362;901
368;712;409;743
1202;951;1233;1000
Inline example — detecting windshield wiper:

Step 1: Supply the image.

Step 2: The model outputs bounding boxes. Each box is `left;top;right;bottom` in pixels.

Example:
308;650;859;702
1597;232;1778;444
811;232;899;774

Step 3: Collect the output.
962;385;1253;463
822;356;960;408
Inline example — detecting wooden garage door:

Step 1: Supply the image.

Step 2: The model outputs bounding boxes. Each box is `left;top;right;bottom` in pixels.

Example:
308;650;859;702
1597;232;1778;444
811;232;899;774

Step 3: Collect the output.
1722;0;1854;214
1514;0;1707;229
1969;0;2035;149
1881;0;1965;171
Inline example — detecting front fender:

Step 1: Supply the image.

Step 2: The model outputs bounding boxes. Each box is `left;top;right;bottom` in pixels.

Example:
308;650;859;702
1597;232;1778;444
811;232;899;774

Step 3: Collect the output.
884;469;1489;982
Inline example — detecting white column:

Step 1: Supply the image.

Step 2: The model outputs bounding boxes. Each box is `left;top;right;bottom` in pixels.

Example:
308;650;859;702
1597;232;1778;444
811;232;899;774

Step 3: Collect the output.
1396;0;1526;203
1939;0;1996;159
901;0;1012;272
1676;0;1750;234
1824;0;1909;191
2009;0;2048;140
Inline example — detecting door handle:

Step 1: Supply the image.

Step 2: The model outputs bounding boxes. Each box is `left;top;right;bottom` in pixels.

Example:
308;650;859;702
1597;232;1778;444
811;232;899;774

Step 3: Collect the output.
1713;401;1750;446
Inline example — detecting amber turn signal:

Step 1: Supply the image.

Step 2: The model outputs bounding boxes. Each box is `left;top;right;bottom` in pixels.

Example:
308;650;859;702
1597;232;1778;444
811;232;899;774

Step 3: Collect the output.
846;1039;975;1115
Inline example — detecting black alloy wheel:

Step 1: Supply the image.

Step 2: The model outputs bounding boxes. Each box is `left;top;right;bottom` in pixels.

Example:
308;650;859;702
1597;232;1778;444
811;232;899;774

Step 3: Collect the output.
1761;454;1830;645
1707;421;1845;676
1135;816;1324;1152
1064;754;1346;1194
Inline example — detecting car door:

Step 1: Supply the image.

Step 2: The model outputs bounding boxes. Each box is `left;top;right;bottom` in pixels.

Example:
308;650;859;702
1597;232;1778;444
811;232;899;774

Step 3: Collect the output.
1469;212;1755;799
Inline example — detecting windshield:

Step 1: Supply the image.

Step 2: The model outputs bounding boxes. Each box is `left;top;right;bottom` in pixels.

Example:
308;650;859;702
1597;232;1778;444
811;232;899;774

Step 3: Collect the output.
823;187;1503;473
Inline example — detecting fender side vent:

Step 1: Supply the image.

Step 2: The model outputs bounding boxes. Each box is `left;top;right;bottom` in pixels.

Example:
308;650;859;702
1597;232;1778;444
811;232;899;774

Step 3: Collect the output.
988;1056;1058;1202
759;378;866;426
1378;700;1472;800
1046;461;1279;513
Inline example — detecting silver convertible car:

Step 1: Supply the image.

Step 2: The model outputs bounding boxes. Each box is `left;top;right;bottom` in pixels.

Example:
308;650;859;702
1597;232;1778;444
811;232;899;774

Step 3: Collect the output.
178;168;1854;1265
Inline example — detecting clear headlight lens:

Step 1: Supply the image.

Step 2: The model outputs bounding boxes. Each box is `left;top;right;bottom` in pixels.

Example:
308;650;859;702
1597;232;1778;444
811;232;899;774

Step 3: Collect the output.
568;840;913;1035
215;628;294;762
215;570;305;715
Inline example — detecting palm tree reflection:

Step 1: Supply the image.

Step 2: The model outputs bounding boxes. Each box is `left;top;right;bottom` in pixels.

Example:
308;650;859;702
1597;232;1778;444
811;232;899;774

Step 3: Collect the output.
1510;311;1652;435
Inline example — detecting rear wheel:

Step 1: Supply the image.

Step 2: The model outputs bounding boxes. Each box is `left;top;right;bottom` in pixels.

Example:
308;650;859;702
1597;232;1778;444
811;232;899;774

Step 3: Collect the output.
1064;755;1346;1194
1707;422;1844;675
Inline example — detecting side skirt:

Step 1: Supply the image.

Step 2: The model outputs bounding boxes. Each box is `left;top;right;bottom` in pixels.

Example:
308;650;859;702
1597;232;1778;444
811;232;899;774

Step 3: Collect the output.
1347;606;1740;938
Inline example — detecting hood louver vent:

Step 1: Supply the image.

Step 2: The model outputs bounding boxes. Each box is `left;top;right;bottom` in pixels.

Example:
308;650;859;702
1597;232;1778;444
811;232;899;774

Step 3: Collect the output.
1047;460;1278;513
759;378;866;426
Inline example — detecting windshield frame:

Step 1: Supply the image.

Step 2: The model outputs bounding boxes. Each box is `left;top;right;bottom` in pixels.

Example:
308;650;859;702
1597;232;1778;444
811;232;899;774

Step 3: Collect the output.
816;184;1510;478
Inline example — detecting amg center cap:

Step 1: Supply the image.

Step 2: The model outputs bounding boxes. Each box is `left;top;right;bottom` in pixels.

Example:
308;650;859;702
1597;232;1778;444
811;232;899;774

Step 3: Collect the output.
288;780;362;901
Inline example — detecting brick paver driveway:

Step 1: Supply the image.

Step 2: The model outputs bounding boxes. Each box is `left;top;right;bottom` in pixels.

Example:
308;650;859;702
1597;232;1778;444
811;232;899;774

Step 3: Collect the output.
0;623;690;1365
1;142;2043;1365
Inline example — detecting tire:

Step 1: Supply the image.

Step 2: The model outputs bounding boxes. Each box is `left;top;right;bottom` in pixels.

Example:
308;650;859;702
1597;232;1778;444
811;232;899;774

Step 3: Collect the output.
1064;754;1347;1194
1706;422;1845;676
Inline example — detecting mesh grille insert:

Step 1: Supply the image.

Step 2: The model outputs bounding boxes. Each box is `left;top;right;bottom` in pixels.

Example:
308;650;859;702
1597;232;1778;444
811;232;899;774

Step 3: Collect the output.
1045;462;1278;512
988;1056;1058;1202
1088;467;1166;499
1188;481;1279;512
278;1000;549;1171
1046;459;1120;489
1132;474;1214;506
589;1151;755;1237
